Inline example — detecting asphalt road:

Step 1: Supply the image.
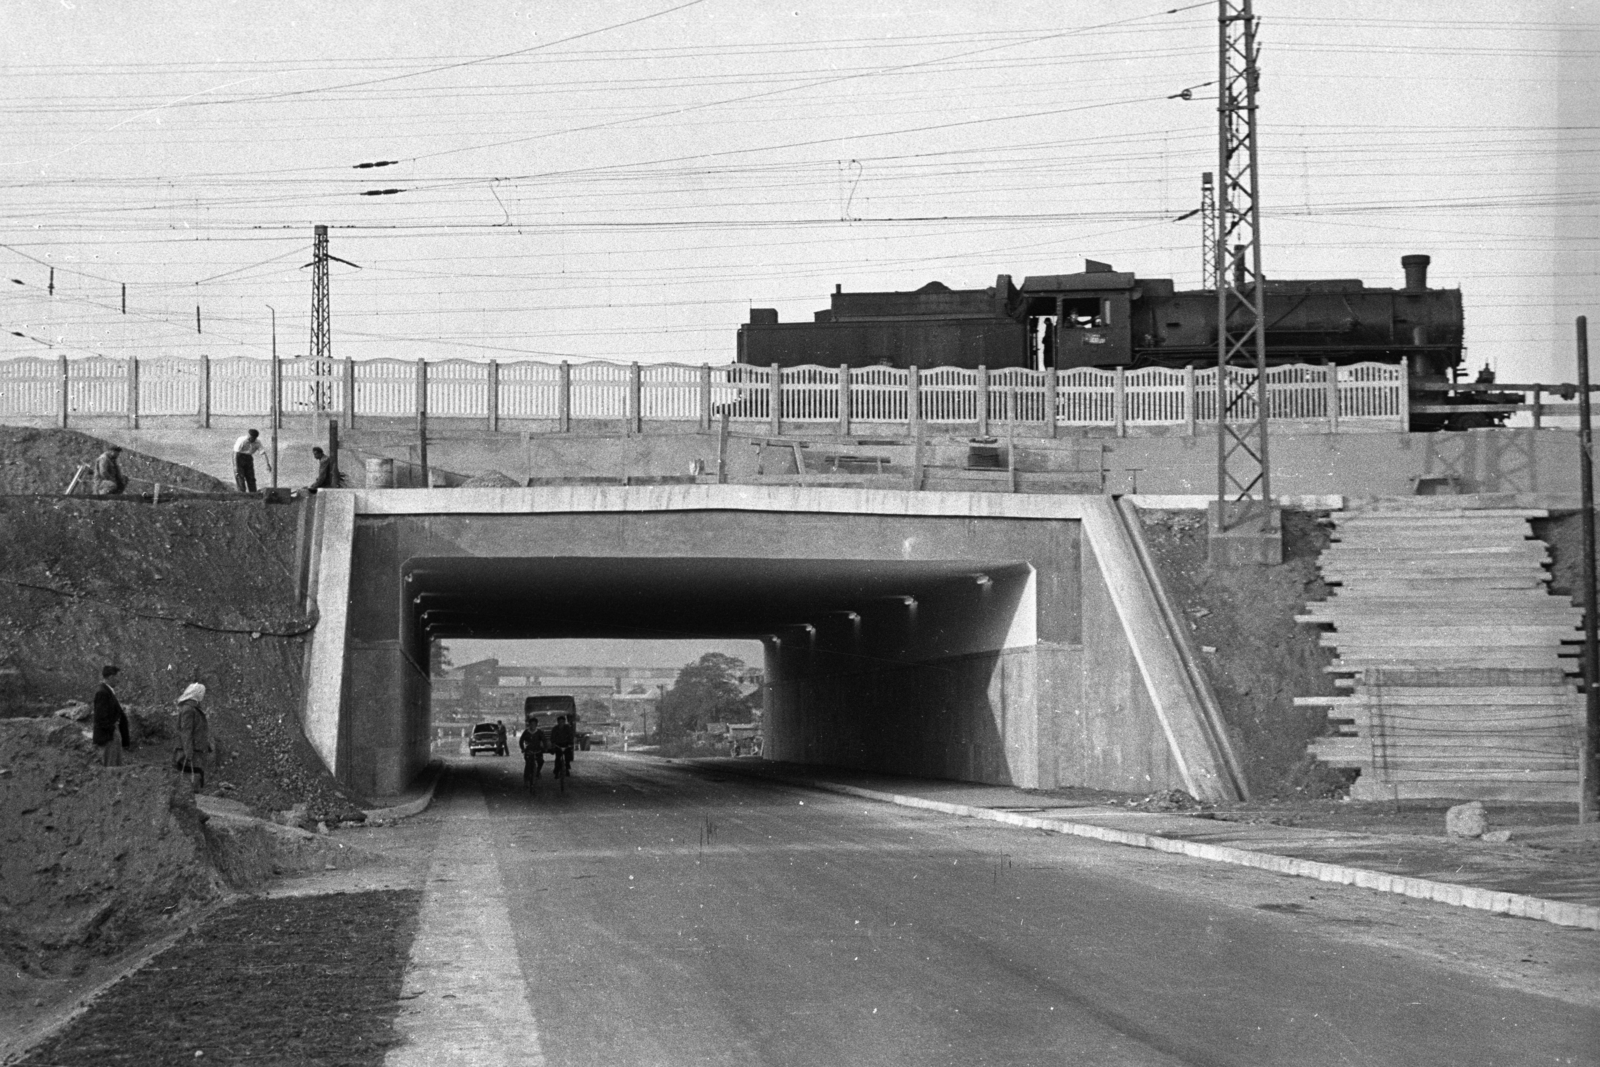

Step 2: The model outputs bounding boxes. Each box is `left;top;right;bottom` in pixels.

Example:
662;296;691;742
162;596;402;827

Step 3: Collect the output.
395;753;1598;1067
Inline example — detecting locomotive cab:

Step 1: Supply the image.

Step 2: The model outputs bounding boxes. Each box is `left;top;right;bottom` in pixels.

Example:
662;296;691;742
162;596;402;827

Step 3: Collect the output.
1018;261;1137;370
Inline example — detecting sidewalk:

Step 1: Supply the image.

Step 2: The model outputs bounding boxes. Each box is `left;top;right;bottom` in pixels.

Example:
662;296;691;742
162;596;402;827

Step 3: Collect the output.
689;758;1600;931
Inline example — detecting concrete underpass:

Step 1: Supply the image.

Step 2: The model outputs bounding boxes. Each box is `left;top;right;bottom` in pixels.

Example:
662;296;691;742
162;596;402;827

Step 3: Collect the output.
300;486;1246;802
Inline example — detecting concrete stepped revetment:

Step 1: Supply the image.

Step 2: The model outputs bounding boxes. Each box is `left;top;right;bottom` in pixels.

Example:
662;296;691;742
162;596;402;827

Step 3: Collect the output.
1296;500;1586;801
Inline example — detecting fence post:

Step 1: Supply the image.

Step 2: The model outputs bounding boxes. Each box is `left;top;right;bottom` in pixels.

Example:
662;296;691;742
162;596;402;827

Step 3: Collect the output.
1185;365;1196;436
769;363;782;436
908;366;921;439
1325;360;1339;433
487;360;500;432
1399;358;1410;433
839;364;851;437
416;359;429;485
343;359;356;429
558;361;571;433
1114;366;1126;437
1044;367;1058;438
1532;385;1542;430
699;365;712;432
977;365;990;436
200;355;211;429
629;362;643;435
127;356;139;429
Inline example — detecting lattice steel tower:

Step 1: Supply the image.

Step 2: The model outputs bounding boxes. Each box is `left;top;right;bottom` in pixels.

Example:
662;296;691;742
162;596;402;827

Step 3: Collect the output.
309;224;331;412
1212;0;1278;561
1200;172;1218;291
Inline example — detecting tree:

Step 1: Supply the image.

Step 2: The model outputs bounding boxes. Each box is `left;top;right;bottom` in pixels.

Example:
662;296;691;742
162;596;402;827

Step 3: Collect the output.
654;652;750;740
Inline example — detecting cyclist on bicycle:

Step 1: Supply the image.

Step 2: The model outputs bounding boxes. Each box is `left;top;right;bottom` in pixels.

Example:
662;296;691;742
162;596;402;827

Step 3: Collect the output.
548;714;576;779
519;716;548;781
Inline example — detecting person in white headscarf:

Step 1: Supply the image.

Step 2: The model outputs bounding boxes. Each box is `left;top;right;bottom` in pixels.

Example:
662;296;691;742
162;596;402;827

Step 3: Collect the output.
173;682;213;790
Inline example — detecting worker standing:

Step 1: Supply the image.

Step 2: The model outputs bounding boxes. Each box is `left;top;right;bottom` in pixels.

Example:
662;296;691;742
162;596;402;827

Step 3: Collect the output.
232;428;270;493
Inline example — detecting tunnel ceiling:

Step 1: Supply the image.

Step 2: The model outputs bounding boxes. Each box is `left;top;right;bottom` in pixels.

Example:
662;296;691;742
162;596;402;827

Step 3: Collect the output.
406;556;1029;642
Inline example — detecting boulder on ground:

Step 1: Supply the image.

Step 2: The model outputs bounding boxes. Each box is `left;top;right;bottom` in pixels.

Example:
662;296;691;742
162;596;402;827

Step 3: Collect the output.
1445;800;1488;838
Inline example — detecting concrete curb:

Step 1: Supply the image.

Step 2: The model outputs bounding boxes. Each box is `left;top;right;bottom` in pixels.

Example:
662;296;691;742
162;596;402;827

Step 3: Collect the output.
362;760;443;824
792;777;1600;932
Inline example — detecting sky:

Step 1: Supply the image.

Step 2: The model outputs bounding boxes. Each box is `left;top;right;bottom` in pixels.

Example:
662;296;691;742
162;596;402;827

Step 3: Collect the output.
2;0;1596;385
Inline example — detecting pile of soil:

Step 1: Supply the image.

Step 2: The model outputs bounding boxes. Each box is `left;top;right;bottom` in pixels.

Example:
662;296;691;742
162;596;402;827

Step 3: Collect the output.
0;718;221;979
0;426;228;495
13;890;421;1067
0;494;362;821
1136;507;1348;799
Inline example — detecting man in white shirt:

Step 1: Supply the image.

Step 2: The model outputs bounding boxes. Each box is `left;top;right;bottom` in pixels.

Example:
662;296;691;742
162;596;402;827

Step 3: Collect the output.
232;428;271;493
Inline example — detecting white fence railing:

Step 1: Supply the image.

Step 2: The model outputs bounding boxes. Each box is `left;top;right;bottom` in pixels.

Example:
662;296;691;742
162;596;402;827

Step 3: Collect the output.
0;355;1410;433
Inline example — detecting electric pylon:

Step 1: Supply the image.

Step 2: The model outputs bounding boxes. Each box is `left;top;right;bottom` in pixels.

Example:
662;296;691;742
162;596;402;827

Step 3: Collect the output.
1200;172;1218;291
1212;0;1278;561
305;224;359;413
309;224;331;411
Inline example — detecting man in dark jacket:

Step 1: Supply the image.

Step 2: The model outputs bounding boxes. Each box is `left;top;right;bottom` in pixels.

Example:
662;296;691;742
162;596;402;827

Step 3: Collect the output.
92;665;130;766
305;446;338;494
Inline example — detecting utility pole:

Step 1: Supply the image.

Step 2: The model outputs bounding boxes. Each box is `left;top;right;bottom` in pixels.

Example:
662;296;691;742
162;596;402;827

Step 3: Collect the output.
268;305;279;490
1577;315;1597;823
1201;171;1218;291
1209;0;1280;565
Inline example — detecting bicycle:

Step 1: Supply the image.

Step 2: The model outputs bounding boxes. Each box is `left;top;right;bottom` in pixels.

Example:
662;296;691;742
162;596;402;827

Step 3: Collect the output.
551;746;573;794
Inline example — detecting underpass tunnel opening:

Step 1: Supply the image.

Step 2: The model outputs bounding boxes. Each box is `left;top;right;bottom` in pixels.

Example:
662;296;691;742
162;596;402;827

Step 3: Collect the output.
395;555;1038;784
430;636;766;754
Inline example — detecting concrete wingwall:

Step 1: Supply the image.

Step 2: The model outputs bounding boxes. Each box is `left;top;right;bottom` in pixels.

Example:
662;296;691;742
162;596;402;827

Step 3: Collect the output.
298;486;1245;801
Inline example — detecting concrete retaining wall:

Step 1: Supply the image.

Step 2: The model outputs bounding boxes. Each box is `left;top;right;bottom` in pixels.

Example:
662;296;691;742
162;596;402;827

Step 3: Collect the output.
22;415;1584;501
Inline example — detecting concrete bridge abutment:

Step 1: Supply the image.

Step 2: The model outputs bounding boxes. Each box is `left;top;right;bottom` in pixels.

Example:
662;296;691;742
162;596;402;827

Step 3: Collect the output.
300;486;1245;803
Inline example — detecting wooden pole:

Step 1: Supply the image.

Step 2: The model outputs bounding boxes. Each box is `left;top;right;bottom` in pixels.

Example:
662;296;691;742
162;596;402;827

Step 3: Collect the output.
1577;315;1597;823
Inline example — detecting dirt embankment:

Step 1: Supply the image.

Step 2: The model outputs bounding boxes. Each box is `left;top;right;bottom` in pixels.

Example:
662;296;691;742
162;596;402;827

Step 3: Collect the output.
0;426;228;496
1137;507;1347;799
0;493;360;820
0;718;221;980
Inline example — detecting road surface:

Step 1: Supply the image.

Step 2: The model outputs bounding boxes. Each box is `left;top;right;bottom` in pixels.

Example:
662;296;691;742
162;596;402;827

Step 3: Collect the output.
385;753;1599;1067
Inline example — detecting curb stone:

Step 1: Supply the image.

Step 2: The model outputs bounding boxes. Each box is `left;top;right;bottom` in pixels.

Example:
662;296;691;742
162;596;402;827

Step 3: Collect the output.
698;764;1600;932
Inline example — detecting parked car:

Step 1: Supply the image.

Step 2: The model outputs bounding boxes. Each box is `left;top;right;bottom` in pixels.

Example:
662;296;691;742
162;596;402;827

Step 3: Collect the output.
469;721;508;756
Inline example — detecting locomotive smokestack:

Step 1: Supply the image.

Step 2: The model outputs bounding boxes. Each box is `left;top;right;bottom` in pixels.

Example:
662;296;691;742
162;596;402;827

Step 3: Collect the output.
1401;254;1431;290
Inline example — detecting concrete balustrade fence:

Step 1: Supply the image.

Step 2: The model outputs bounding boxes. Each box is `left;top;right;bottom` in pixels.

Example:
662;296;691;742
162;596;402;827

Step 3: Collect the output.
0;355;1409;435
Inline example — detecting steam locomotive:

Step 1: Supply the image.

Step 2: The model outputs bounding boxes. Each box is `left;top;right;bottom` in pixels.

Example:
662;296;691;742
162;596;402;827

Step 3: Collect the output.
737;255;1498;430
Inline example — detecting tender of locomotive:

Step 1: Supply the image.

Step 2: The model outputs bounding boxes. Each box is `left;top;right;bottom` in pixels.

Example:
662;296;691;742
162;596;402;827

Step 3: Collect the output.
737;255;1496;429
